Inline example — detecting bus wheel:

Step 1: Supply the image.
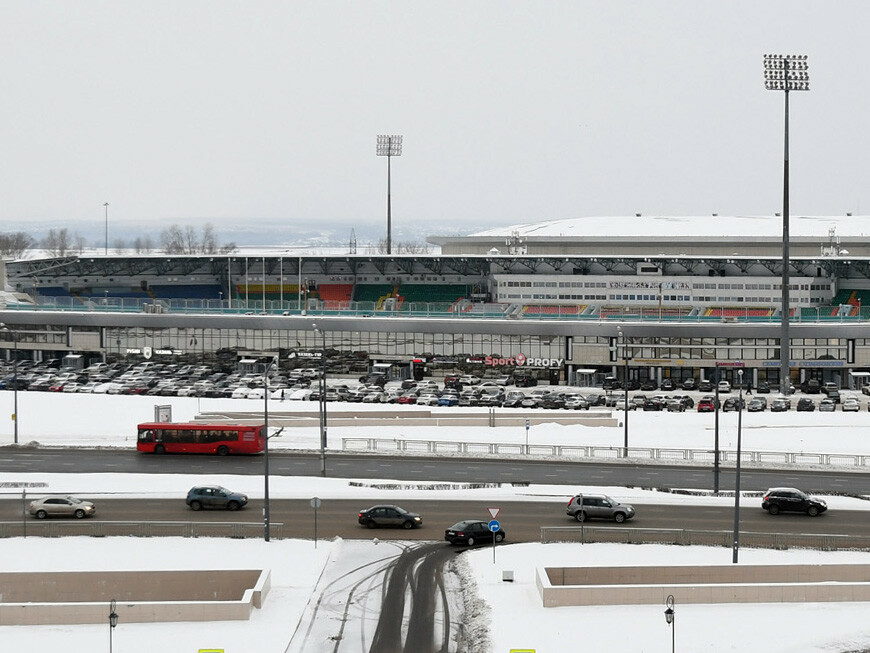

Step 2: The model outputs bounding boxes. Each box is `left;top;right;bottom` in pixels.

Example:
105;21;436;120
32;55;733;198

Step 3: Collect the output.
217;446;229;456
154;444;165;454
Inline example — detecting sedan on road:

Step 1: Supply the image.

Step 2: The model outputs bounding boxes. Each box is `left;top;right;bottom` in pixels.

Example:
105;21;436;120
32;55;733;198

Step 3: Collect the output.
762;487;827;516
444;520;505;546
186;486;248;511
358;505;423;529
28;496;96;519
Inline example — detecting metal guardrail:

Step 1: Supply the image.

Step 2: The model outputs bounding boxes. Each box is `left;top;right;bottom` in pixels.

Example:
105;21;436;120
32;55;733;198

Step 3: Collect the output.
0;521;282;539
341;437;870;469
540;526;870;551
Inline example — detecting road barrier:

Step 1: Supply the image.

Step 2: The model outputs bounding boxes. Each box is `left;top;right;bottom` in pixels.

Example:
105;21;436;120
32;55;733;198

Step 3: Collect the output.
539;526;870;551
341;437;870;469
0;521;282;539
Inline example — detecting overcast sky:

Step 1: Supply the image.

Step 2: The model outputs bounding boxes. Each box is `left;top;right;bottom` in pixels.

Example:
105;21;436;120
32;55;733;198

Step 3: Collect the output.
2;2;869;242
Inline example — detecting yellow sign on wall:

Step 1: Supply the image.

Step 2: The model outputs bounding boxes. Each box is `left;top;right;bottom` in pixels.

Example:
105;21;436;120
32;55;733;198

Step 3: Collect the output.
198;650;224;653
510;650;536;652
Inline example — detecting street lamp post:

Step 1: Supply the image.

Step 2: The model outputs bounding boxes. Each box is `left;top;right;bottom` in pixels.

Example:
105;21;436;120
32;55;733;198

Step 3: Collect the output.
108;599;118;653
764;53;809;396
616;326;629;456
732;369;745;563
376;134;403;255
263;356;277;542
103;202;109;256
1;324;19;444
664;594;675;653
313;325;327;477
714;363;720;494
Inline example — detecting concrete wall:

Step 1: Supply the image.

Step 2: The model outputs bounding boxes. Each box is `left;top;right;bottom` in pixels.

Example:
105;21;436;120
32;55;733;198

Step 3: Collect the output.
538;564;870;607
0;569;270;625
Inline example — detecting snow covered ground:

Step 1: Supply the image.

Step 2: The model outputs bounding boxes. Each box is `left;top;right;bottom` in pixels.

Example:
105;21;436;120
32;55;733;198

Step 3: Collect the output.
0;393;869;652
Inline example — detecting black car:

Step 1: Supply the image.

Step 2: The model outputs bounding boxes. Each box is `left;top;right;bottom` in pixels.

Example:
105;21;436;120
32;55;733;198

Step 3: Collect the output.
681;378;696;391
539;393;566;409
642;398;665;411
660;379;675;391
697;380;714;392
826;389;841;404
762;487;827;516
796;397;815;412
513;374;537;388
640;379;658;391
444;520;505;546
756;381;771;394
358;504;423;529
186;486;248;511
722;397;745;412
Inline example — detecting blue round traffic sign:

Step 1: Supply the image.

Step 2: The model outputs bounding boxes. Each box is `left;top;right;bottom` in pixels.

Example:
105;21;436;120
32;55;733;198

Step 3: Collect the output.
488;519;500;532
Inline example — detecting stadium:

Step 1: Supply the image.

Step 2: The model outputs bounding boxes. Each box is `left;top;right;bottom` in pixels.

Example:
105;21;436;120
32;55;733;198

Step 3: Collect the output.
2;213;870;391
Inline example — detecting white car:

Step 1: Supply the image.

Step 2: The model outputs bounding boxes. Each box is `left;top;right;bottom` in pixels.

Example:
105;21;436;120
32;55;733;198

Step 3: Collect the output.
842;398;860;412
416;393;440;406
717;381;732;393
231;386;251;399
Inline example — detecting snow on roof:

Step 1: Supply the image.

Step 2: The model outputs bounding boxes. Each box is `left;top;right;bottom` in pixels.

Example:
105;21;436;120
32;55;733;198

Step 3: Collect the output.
469;215;870;240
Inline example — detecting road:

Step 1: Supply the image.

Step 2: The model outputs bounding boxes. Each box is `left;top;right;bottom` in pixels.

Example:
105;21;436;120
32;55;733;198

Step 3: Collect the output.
1;448;869;495
2;498;868;542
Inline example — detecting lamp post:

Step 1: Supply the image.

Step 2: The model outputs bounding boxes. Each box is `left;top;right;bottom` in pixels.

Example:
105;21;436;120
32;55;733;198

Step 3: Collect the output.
1;324;19;444
103;202;109;256
732;369;744;563
263;356;277;542
764;53;809;396
108;598;118;653
313;324;327;477
376;134;403;254
616;326;629;456
664;594;675;653
713;362;720;494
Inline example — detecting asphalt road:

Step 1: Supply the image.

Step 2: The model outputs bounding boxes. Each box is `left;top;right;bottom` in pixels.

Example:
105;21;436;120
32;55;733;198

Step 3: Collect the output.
2;498;868;543
1;448;869;495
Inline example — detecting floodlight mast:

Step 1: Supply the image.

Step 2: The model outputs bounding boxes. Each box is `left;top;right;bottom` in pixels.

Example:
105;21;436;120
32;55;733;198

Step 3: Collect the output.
763;54;809;397
376;134;403;255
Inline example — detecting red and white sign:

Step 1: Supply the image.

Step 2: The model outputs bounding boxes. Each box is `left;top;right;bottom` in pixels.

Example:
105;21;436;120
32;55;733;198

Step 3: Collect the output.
487;507;500;519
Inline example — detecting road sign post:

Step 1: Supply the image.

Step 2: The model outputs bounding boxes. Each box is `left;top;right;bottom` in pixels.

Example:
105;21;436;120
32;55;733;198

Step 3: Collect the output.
310;497;322;547
488;519;501;563
525;418;530;450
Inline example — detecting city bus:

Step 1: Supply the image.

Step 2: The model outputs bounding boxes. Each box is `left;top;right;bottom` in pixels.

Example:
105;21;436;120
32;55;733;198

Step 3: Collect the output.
136;422;266;455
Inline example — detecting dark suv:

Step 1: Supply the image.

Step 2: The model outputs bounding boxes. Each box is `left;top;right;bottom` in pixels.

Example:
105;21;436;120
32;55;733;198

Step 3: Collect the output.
566;494;635;523
762;487;827;516
186;486;248;511
358;504;423;529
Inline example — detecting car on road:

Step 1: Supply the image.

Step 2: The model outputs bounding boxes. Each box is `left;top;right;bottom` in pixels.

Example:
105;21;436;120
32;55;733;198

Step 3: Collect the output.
566;494;635;523
358;505;423;529
761;487;827;516
28;496;96;519
186;486;248;511
444;520;505;546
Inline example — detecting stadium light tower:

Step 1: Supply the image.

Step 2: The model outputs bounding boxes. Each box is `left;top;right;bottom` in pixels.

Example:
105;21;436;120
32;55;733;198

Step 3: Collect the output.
764;53;809;396
376;135;403;255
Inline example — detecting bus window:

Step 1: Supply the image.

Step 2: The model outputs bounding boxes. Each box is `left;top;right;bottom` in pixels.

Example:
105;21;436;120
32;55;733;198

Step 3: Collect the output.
138;429;155;443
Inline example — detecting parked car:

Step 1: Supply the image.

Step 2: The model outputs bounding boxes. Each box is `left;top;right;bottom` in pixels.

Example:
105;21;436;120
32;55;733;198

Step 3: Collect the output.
563;395;590;410
666;399;685;412
747;397;767;412
697;397;716;412
762;487;827;516
186;486;248;511
513;374;538;388
444;519;505;546
717;380;732;393
842;397;860;412
722;397;745;412
681;378;696;391
821;382;839;396
640;379;658;391
826;390;841;404
770;397;791;412
697;380;714;392
818;398;836;412
660;379;675;391
796;397;816;412
756;381;771;394
565;494;635;523
802;379;821;394
28;496;95;519
358;505;423;529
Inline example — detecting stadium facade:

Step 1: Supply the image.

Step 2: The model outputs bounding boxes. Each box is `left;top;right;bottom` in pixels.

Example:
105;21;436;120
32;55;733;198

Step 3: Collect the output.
2;214;870;389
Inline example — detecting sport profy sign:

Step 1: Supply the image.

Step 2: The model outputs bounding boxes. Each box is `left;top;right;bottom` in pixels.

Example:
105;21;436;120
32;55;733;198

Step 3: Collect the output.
484;353;564;368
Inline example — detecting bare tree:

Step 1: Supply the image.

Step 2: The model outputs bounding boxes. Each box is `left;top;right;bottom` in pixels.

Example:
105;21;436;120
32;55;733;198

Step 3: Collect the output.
113;238;126;254
374;238;432;254
0;232;35;259
201;223;218;254
74;233;87;254
160;224;186;254
42;228;73;257
220;242;238;254
183;225;199;254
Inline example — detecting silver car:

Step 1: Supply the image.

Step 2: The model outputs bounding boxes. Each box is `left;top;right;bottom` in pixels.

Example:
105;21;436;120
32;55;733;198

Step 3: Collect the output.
566;494;635;523
28;496;96;519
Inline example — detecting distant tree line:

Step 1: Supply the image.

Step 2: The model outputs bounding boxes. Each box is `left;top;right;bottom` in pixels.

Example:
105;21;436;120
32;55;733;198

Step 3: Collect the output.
0;223;237;259
374;238;433;254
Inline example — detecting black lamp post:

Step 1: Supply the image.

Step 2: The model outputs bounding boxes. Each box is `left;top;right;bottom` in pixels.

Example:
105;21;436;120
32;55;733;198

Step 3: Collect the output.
263;356;277;542
617;326;629;457
376;135;403;254
664;594;675;653
713;362;720;494
732;368;744;563
313;325;327;477
108;599;118;653
1;324;19;444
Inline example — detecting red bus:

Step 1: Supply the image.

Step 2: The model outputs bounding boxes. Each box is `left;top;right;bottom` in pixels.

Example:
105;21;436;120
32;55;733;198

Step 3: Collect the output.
136;423;266;455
